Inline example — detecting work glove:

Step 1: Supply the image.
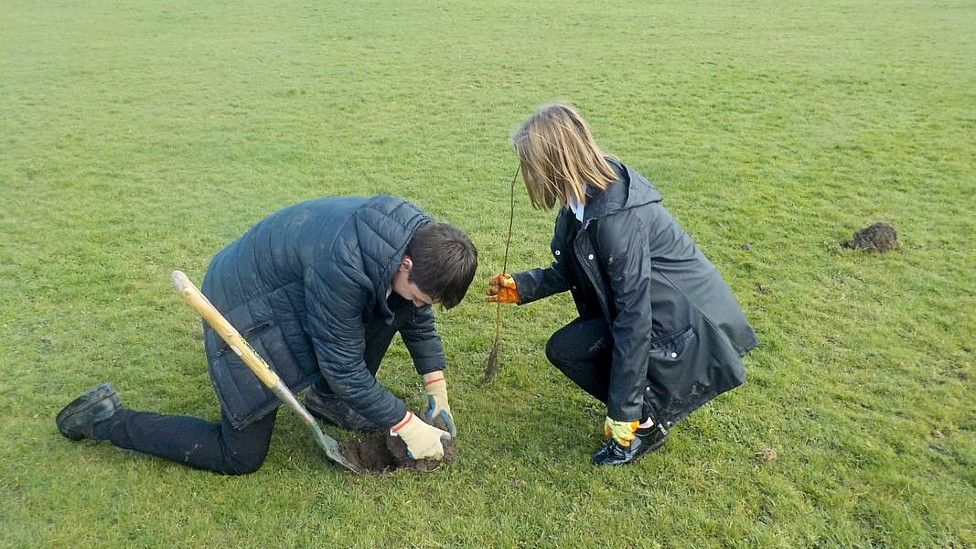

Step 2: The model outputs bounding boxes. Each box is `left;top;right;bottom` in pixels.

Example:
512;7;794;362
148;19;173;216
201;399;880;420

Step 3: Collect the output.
486;273;520;304
391;411;452;460
423;374;457;437
603;416;640;447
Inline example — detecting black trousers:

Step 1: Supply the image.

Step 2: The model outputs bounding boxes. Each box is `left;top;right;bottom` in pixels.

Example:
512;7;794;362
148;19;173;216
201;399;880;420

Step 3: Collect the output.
546;316;653;422
99;303;408;475
100;408;278;475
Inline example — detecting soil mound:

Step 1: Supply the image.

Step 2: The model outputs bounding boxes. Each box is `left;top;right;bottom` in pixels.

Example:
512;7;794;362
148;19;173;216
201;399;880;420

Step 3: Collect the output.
340;412;457;474
843;222;898;252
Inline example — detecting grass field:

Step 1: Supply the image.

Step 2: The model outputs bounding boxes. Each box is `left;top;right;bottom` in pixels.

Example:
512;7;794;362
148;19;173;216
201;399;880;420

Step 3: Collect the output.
2;0;974;546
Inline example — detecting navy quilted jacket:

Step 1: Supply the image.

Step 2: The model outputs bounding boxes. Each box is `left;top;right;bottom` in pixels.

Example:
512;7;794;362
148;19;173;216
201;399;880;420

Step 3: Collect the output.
200;195;445;429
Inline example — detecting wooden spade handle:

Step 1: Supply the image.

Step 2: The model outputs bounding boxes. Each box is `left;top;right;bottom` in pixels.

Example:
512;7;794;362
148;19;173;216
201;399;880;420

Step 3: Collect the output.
171;270;280;388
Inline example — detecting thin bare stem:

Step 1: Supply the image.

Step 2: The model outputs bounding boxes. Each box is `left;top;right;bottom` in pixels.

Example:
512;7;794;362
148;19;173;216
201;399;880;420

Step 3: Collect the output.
482;163;521;384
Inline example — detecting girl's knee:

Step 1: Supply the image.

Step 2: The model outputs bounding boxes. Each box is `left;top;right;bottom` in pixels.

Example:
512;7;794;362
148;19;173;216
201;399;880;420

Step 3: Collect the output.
545;334;563;367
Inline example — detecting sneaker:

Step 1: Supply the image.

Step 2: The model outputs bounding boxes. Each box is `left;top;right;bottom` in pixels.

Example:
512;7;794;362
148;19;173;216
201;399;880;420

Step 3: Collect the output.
304;389;380;432
56;383;121;441
592;424;669;466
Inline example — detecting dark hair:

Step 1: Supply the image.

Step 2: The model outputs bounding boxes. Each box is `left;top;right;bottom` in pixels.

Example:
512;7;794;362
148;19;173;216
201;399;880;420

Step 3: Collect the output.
405;222;478;309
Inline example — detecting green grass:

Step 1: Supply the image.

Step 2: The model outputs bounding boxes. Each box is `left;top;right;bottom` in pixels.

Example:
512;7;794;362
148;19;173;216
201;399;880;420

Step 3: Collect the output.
2;0;974;546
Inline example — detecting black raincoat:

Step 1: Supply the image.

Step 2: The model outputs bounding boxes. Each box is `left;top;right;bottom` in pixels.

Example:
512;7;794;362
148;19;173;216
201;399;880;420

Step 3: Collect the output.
512;160;757;427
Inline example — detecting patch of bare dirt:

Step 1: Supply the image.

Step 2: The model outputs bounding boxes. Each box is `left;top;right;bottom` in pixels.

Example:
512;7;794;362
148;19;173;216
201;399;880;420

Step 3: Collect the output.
340;412;457;474
757;447;777;462
843;222;899;252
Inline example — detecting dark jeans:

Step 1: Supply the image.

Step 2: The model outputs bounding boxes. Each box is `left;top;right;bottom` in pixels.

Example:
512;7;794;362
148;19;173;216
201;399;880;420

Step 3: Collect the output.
100;408;278;475
99;299;411;475
545;316;653;422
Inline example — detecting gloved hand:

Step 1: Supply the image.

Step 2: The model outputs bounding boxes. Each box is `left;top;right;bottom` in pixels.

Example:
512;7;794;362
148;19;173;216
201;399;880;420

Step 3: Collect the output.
391;411;452;460
486;273;520;304
423;374;457;437
603;416;639;447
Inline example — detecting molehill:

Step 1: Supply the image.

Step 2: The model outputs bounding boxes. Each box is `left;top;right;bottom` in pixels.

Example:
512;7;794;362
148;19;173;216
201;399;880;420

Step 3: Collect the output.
843;222;899;252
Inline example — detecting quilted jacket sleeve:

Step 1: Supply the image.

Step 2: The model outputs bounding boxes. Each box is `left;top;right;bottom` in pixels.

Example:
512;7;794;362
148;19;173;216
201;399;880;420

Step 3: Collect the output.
304;262;408;428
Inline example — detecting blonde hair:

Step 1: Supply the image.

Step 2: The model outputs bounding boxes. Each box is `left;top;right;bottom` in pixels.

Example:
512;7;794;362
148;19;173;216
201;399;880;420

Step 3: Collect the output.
511;102;617;210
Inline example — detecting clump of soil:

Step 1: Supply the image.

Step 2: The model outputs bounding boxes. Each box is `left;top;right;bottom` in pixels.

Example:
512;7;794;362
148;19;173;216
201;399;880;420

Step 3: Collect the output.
757;447;777;463
843;222;899;252
340;412;457;474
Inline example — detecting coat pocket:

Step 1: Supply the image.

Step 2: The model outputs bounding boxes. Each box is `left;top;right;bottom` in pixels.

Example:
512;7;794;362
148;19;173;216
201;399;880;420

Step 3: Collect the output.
215;321;273;357
648;326;696;364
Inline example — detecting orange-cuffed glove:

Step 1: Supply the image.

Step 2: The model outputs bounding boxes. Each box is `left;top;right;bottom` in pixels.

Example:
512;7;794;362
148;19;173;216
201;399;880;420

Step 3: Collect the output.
486;273;520;304
603;417;640;447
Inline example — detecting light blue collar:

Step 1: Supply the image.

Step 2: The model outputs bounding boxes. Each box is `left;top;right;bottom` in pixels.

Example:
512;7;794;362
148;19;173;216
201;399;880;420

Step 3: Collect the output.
568;199;584;223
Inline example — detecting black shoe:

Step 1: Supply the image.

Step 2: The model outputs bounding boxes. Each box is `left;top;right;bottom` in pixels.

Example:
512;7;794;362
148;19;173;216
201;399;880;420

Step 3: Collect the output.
592;424;669;466
56;383;121;441
304;389;379;432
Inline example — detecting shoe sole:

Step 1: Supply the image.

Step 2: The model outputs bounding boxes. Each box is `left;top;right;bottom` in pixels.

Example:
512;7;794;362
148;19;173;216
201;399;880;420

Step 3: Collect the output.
593;436;669;466
645;436;668;454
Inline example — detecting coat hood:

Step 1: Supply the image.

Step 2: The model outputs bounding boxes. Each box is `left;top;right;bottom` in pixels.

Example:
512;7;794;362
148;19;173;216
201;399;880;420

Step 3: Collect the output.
581;159;662;226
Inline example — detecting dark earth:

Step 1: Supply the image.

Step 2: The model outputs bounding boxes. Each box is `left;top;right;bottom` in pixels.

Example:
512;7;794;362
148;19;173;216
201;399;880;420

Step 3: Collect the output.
340;412;457;474
843;222;899;252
